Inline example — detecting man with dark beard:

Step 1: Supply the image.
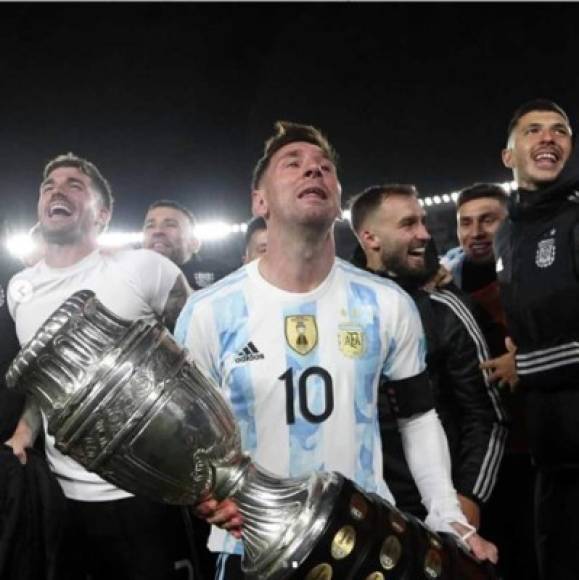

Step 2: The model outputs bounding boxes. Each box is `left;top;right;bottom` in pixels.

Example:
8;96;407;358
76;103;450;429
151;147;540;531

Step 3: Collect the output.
143;200;230;291
349;184;507;530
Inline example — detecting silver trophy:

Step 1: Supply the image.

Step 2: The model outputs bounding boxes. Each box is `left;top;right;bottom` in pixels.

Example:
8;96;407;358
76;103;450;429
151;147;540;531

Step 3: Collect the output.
7;291;495;580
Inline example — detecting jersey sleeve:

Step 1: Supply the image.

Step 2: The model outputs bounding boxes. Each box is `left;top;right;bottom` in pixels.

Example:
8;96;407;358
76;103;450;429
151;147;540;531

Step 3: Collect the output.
123;250;182;316
174;295;221;386
381;289;427;382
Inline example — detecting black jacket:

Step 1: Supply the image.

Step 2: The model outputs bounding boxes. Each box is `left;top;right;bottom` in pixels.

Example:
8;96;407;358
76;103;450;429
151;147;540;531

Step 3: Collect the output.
351;248;507;515
0;446;66;580
0;251;24;442
495;177;579;468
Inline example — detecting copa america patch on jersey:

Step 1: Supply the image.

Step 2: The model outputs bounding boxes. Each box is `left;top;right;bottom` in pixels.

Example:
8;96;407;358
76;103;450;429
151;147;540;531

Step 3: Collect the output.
535;237;556;268
285;315;318;355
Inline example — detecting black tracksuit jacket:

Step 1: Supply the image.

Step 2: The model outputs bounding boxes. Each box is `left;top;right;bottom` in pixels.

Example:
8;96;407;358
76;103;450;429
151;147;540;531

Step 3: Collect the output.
351;249;507;517
495;178;579;469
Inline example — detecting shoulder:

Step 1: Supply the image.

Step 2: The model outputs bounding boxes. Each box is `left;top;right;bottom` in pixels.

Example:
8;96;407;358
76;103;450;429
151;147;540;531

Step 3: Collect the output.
182;265;249;310
427;287;480;330
6;263;40;313
105;248;175;268
7;261;39;292
175;266;249;341
336;259;411;299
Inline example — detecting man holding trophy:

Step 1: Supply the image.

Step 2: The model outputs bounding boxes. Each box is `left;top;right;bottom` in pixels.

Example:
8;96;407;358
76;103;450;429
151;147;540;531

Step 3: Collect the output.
176;122;498;578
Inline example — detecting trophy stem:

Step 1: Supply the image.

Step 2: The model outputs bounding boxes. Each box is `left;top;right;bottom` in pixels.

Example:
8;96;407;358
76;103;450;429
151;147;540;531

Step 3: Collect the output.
224;462;342;580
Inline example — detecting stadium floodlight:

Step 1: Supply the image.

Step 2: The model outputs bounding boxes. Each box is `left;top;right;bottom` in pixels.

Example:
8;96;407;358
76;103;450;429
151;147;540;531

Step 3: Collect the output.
5;221;254;261
193;221;238;241
99;231;144;247
5;232;37;261
501;181;517;193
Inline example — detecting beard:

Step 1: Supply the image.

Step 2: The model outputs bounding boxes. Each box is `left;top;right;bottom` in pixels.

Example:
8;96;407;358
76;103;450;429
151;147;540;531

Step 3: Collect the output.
40;222;84;245
382;240;440;289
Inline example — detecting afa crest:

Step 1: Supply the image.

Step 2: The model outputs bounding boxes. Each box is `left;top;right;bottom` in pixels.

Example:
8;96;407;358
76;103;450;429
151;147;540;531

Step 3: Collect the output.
535;237;556;268
285;315;318;355
338;325;365;358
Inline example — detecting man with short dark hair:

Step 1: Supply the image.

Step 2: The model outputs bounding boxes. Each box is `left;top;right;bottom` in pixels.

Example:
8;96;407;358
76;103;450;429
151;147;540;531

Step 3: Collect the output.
446;184;508;293
496;98;579;579
5;153;191;580
143;199;230;290
177;122;497;579
349;183;507;530
242;216;267;263
443;184;516;386
444;182;537;579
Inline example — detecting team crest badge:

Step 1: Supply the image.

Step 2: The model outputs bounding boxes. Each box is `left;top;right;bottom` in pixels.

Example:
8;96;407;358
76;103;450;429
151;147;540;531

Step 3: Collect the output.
535;237;556;268
194;272;215;288
285;315;318;355
338;325;365;358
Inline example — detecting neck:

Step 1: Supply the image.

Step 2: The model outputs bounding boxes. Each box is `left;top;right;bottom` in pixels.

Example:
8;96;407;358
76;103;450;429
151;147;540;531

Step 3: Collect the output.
365;252;383;272
258;224;336;292
44;240;98;268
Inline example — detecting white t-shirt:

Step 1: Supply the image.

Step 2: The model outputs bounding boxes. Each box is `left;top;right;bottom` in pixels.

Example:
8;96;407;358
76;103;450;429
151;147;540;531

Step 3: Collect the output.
9;248;181;501
175;258;429;554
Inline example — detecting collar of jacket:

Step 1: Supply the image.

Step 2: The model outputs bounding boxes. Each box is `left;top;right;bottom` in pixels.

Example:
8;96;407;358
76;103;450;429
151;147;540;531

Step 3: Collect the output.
366;265;425;295
509;169;579;222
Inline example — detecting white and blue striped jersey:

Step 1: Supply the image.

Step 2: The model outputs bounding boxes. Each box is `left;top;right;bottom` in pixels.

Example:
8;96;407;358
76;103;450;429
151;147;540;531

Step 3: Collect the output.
175;258;427;554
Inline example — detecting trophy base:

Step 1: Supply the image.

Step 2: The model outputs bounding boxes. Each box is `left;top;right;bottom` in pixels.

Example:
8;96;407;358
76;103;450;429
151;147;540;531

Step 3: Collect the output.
279;478;497;580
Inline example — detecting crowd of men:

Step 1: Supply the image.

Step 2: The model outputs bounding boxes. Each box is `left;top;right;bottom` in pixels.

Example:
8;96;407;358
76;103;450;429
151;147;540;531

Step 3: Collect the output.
0;97;577;580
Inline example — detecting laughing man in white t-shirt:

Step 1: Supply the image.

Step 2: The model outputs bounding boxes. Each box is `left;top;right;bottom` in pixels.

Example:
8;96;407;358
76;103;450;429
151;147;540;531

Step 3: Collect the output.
6;153;190;580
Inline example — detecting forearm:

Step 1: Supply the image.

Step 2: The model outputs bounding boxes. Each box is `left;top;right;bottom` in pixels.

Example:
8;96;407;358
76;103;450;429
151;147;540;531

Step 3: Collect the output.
398;409;468;533
162;274;191;330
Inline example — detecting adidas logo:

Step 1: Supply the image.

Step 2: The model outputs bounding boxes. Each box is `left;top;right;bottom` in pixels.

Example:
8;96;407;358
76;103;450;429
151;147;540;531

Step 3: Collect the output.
234;342;265;364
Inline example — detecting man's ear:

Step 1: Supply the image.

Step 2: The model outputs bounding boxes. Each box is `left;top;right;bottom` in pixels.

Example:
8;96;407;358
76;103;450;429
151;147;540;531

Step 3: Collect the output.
501;147;514;169
96;207;111;233
360;228;380;252
187;233;201;256
252;188;269;218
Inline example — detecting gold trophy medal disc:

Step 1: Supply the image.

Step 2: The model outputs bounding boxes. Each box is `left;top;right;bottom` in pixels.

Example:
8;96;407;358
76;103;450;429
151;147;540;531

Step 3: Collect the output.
365;573;385;580
331;525;357;560
389;510;407;534
350;493;368;521
429;534;442;550
305;563;333;580
424;548;443;578
379;535;402;570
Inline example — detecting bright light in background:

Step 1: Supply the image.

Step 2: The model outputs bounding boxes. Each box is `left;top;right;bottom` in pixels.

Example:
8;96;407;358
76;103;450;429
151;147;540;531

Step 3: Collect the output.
99;231;143;247
5;221;252;261
193;221;241;241
5;233;37;260
419;181;516;208
4;181;519;260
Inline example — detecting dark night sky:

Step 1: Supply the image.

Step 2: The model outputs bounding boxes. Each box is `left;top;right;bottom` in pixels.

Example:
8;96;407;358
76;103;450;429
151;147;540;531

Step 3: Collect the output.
1;2;578;236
